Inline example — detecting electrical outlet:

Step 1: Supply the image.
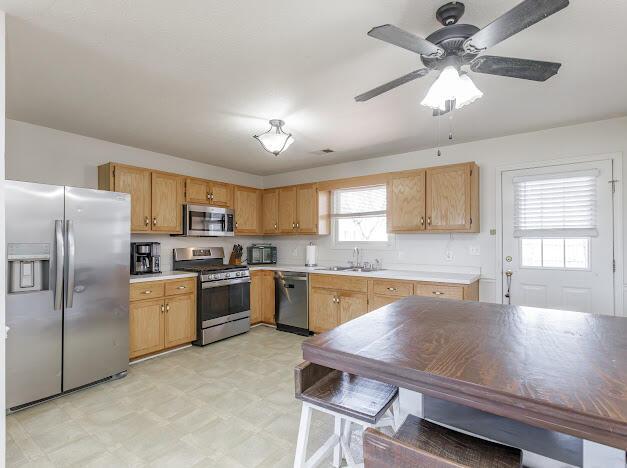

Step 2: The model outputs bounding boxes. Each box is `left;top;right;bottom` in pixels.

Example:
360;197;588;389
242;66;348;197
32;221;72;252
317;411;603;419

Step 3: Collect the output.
445;250;454;262
469;245;480;256
292;248;299;257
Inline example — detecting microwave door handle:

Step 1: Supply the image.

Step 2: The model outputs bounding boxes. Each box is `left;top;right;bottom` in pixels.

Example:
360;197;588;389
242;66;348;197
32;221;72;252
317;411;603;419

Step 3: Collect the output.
54;220;65;310
65;220;76;308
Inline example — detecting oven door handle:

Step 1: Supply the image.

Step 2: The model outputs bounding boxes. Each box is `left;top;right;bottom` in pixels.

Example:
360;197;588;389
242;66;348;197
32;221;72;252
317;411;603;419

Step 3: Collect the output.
202;277;251;289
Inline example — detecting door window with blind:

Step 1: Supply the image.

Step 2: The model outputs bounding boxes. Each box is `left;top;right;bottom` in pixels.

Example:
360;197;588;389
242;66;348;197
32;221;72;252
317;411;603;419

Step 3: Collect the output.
513;170;598;270
332;185;391;246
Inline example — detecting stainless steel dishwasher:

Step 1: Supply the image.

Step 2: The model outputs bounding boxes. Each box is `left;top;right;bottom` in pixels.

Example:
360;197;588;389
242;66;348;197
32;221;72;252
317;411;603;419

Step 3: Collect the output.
275;271;310;336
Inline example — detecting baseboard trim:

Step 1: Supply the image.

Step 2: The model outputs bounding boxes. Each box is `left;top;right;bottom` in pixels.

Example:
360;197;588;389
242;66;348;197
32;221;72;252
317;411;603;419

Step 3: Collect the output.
129;343;192;365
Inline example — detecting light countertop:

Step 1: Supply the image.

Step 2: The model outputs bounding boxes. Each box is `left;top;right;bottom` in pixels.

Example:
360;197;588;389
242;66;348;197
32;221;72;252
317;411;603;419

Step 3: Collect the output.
248;264;480;285
130;271;198;284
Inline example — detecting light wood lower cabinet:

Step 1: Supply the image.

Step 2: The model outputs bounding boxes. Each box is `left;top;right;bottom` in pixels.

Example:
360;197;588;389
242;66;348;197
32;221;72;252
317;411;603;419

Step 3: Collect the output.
368;279;414;312
251;270;275;325
129;278;196;360
309;287;340;333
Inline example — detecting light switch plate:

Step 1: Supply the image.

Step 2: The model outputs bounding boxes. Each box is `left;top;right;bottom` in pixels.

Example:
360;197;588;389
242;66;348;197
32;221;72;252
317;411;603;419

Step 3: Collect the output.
469;245;480;256
445;250;454;262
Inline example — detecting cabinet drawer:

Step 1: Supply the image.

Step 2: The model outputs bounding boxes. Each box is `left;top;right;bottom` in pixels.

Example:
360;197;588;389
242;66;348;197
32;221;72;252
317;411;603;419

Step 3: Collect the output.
310;274;368;293
130;281;165;301
165;278;196;296
372;279;413;297
414;283;464;301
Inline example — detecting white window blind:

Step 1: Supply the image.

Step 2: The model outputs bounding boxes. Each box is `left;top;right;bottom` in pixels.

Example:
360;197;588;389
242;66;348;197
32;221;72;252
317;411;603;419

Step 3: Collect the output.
513;170;599;238
332;185;386;218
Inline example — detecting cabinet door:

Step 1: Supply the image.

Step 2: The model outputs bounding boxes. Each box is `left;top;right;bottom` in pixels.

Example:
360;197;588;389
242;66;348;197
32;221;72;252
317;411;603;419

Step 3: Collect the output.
152;172;183;232
262;190;279;234
186;178;210;204
309;288;339;333
278;187;297;233
296;185;318;234
388;171;426;232
209;181;232;207
338;292;368;324
370;295;400;311
129;298;164;359
164;294;196;347
250;272;262;324
426;164;471;231
113;165;151;232
261;272;276;324
234;186;261;234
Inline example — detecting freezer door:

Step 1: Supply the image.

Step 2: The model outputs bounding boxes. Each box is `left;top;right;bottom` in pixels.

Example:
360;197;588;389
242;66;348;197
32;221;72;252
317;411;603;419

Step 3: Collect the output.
5;181;65;409
63;187;130;391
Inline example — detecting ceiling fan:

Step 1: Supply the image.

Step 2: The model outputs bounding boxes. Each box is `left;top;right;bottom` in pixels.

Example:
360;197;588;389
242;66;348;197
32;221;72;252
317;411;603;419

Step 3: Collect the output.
355;0;569;114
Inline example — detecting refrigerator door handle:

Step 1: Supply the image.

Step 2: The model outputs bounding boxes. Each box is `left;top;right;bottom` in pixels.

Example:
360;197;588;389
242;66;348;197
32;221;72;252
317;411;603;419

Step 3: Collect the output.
54;220;65;310
65;220;76;308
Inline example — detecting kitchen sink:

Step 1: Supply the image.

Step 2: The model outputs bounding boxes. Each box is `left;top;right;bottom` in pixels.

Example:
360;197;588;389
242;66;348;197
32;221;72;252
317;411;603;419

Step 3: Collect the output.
317;266;384;273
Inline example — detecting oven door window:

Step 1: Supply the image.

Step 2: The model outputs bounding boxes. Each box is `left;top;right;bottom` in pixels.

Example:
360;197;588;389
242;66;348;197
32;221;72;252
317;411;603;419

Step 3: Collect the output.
201;281;250;325
189;211;225;234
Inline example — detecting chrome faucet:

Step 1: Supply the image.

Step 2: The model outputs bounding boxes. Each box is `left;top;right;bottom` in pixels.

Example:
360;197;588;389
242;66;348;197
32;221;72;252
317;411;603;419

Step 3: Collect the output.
352;247;362;268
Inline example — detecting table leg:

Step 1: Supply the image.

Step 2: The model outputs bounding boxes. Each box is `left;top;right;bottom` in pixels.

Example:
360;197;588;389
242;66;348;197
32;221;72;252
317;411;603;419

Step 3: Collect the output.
398;388;423;419
582;440;625;468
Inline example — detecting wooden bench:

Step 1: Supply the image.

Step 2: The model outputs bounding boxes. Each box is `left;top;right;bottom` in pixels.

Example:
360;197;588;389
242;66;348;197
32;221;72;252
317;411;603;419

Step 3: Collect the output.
294;361;400;468
364;414;522;468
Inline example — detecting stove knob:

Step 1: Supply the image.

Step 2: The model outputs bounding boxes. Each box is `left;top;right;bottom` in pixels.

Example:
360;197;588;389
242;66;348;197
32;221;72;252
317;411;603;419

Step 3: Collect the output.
211;274;218;280
236;271;242;277
225;273;231;278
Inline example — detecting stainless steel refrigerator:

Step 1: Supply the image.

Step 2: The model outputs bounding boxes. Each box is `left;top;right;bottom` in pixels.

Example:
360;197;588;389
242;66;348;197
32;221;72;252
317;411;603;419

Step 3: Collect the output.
5;180;130;410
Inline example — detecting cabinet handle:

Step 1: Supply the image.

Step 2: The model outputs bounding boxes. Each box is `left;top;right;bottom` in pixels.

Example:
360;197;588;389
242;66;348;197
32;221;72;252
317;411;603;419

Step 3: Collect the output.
144;216;150;227
142;290;152;295
207;193;211;200
292;222;295;229
427;216;432;226
160;304;165;313
274;223;277;230
235;222;239;228
432;291;445;296
176;285;186;290
210;193;214;201
420;216;424;226
152;217;157;226
296;222;300;228
166;304;170;313
387;287;397;292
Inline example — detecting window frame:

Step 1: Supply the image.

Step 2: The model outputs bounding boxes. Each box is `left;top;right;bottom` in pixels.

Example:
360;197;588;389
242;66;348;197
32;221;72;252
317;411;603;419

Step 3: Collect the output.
330;185;396;250
518;237;591;272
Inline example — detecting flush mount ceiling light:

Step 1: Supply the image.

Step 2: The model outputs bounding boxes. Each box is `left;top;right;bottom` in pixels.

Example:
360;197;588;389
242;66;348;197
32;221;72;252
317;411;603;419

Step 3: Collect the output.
420;66;483;111
253;119;294;156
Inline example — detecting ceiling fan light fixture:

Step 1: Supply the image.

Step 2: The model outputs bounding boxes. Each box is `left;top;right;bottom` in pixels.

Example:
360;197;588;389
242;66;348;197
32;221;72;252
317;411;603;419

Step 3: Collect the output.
253;119;294;156
420;65;483;112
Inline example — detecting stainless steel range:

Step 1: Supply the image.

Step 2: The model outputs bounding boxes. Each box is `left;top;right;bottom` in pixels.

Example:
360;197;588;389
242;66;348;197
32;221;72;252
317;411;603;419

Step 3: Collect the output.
173;247;250;346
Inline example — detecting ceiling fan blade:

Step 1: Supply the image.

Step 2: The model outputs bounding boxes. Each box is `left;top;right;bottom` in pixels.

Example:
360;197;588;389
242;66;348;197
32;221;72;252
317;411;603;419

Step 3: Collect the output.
470;55;561;81
355;69;430;102
368;25;444;57
464;0;569;52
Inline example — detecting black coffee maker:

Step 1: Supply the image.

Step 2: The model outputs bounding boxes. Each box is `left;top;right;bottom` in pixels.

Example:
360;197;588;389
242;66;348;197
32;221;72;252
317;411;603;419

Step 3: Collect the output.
131;242;161;275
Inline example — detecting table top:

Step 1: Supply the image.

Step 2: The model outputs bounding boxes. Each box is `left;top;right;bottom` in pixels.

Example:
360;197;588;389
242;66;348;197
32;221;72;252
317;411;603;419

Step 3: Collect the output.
302;296;627;449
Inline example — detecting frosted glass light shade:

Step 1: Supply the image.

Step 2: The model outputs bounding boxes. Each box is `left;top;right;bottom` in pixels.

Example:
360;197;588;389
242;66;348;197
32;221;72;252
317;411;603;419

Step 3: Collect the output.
420;66;483;111
253;120;294;156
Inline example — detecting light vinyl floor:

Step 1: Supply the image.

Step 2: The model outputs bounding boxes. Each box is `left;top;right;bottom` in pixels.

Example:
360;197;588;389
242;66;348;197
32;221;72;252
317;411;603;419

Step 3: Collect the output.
7;326;344;467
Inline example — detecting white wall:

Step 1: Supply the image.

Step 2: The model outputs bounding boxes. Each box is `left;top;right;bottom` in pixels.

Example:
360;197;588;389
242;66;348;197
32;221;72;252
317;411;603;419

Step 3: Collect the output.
6;117;627;307
264;117;627;306
5;119;263;189
0;10;7;467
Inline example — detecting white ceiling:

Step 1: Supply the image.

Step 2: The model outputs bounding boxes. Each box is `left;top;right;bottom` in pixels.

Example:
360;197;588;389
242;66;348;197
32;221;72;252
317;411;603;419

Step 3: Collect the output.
1;0;626;175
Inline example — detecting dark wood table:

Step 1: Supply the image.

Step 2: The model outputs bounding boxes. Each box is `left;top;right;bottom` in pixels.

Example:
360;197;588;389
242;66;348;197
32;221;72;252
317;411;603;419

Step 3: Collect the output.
302;296;627;458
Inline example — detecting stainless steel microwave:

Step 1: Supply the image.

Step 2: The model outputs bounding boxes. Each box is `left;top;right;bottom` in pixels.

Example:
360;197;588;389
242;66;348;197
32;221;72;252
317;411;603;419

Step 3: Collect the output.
182;205;234;237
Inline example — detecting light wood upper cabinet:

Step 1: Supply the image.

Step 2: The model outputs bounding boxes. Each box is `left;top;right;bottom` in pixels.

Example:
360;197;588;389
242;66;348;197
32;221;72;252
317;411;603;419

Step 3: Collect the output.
234;186;262;235
388;171;426;232
152;172;183;232
426;163;479;232
263;190;279;234
185;178;211;204
164;293;196;348
278;187;297;233
309;287;339;334
109;164;152;232
129;298;164;359
210;181;232;207
296;185;318;234
185;178;232;207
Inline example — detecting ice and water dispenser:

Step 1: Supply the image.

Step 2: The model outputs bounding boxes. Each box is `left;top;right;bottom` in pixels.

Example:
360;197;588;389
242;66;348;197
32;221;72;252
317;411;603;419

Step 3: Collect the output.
7;243;51;293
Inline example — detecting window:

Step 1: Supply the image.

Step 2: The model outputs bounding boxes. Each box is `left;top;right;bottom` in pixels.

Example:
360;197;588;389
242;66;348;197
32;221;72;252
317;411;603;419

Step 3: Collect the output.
513;170;598;238
333;185;388;244
521;238;590;269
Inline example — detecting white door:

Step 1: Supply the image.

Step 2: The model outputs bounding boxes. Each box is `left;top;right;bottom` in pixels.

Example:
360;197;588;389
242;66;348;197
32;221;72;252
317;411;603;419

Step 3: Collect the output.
502;159;615;315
